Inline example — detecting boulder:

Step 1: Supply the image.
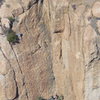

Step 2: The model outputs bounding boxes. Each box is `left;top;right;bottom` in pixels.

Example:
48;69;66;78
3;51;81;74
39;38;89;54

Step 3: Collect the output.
1;18;10;29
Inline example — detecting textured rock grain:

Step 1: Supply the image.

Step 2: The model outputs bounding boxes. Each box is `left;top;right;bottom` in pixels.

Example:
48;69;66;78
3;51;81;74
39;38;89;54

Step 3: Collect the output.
0;0;100;100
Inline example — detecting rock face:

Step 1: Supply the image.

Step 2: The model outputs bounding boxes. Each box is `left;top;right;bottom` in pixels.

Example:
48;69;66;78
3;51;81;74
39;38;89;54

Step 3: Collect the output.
92;1;100;18
0;0;100;100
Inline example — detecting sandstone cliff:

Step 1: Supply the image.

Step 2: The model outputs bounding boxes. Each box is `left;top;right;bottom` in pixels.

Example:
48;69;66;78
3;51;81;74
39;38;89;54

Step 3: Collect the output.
0;0;100;100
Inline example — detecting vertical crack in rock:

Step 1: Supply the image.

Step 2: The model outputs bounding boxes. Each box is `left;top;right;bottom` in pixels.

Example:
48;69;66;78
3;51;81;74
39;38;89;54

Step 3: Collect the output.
59;46;62;59
11;70;19;99
10;44;29;100
82;25;86;100
68;4;72;39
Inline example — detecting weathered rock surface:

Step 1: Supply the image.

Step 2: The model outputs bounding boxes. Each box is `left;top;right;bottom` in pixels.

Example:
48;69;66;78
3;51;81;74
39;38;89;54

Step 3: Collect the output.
1;18;10;29
92;1;100;18
0;0;100;100
5;69;17;100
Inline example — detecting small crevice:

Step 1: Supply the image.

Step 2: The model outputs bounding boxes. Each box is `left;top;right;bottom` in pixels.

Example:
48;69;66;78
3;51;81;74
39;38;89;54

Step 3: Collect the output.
59;42;62;59
54;30;64;34
88;56;98;65
86;41;100;70
96;42;100;56
31;45;41;55
68;4;72;39
12;70;19;99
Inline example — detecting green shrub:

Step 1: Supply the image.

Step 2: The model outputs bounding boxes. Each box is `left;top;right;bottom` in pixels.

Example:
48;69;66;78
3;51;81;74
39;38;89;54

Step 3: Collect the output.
58;95;64;100
7;30;18;43
37;96;45;100
0;17;1;22
8;16;15;23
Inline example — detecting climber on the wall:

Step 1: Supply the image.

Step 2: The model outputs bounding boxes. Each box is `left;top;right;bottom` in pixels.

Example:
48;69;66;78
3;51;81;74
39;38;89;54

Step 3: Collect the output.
16;33;23;40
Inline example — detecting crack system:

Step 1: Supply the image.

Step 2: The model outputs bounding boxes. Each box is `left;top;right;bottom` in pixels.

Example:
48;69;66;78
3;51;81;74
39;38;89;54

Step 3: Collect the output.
10;44;29;100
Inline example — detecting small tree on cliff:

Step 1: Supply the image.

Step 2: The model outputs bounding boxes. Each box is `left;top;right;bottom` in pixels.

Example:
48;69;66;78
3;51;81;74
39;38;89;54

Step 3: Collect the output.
8;16;15;23
58;95;64;100
37;97;45;100
7;29;19;44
